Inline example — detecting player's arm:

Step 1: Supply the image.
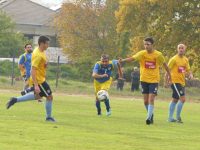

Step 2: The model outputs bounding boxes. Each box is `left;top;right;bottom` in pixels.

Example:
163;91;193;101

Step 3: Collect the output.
31;56;41;94
185;59;193;80
19;64;25;72
119;57;135;64
116;62;123;79
163;63;172;86
18;56;26;76
31;67;40;94
187;71;193;80
92;72;108;78
92;63;108;78
119;51;142;65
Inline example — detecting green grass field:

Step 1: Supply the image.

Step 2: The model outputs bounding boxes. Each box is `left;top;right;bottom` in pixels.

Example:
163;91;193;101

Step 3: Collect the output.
0;90;200;150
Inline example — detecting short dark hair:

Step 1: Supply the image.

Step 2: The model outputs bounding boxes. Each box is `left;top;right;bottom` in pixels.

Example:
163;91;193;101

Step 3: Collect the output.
144;37;154;44
24;44;32;48
101;54;109;60
38;36;50;45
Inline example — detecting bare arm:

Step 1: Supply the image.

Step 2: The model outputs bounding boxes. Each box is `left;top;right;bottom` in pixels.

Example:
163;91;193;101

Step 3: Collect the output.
31;67;38;86
117;62;123;79
163;63;172;85
19;64;25;76
92;72;108;78
188;71;193;80
19;64;25;71
31;66;40;94
119;57;135;64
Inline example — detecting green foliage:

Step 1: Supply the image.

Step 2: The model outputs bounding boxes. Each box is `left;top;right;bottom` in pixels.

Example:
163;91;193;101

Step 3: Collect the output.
55;0;120;62
116;0;200;74
0;11;29;57
118;31;131;57
46;62;93;82
0;60;20;77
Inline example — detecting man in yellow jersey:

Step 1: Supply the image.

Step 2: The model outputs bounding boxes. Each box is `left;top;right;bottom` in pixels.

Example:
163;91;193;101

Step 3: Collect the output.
119;37;171;125
6;36;55;122
166;44;193;123
92;54;122;116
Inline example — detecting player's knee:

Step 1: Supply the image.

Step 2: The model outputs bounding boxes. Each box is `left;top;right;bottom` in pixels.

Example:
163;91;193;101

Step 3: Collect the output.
47;95;53;101
180;97;186;103
144;101;148;105
34;94;41;100
172;98;178;103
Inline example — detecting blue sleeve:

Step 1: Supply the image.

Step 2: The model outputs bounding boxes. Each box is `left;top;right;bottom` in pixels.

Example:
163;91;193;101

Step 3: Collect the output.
93;63;100;73
112;60;119;69
19;55;25;65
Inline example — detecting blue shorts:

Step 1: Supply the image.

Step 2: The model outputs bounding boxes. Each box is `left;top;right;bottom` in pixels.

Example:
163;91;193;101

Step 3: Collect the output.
141;81;158;95
171;83;185;99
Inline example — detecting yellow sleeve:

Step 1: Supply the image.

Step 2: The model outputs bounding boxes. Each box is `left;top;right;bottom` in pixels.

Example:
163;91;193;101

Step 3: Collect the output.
32;56;41;69
132;51;143;61
157;54;165;65
168;57;176;70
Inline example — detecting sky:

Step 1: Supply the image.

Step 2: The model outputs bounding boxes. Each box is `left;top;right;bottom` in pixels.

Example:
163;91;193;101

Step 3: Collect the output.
31;0;64;10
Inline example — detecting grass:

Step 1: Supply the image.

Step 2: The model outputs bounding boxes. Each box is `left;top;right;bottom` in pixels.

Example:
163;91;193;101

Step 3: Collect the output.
0;91;200;150
1;76;200;102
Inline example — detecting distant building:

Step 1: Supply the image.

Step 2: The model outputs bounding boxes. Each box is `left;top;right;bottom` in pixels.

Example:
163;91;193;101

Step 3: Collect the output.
0;0;68;63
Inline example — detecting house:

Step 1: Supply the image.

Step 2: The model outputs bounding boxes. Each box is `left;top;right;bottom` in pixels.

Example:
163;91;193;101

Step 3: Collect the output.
0;0;68;63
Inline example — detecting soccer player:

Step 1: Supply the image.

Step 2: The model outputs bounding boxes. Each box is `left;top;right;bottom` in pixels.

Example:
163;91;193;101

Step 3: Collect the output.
166;44;193;123
18;44;33;94
92;54;122;116
6;36;55;122
119;37;171;125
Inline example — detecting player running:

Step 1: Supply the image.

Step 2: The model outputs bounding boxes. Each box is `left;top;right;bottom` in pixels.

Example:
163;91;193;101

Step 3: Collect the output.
18;44;34;95
119;37;171;125
166;44;193;123
92;54;122;116
7;36;56;122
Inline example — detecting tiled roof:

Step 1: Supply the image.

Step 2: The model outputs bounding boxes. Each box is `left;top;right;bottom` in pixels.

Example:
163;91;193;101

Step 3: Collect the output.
0;0;56;26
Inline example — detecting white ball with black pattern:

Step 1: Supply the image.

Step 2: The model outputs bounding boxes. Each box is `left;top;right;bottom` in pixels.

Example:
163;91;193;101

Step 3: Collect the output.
97;90;109;101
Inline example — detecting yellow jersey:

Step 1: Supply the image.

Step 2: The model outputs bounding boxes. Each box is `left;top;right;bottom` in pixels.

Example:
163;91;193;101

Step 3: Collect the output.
30;47;47;84
132;50;165;83
168;55;190;86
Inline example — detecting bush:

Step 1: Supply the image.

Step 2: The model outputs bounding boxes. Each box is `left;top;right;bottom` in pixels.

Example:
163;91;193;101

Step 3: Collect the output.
0;60;20;77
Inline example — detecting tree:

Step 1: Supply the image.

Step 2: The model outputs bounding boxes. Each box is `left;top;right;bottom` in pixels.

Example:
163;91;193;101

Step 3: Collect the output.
55;0;120;63
0;11;27;57
116;0;200;75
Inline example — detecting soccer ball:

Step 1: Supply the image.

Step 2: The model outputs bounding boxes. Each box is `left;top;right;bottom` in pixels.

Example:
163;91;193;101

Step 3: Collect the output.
97;90;109;101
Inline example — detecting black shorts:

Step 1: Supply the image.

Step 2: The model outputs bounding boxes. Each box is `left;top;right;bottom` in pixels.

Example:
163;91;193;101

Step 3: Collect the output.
141;81;158;95
171;83;185;99
33;81;52;97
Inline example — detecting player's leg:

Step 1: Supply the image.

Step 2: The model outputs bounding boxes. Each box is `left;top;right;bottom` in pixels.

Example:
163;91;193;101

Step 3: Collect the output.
146;83;158;125
6;86;37;109
46;95;55;122
176;85;185;123
102;78;112;116
168;84;179;122
141;82;149;111
39;82;55;122
96;98;101;115
121;82;124;91
94;80;102;115
176;96;185;123
168;98;178;122
143;94;149;111
146;93;156;124
21;78;34;96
